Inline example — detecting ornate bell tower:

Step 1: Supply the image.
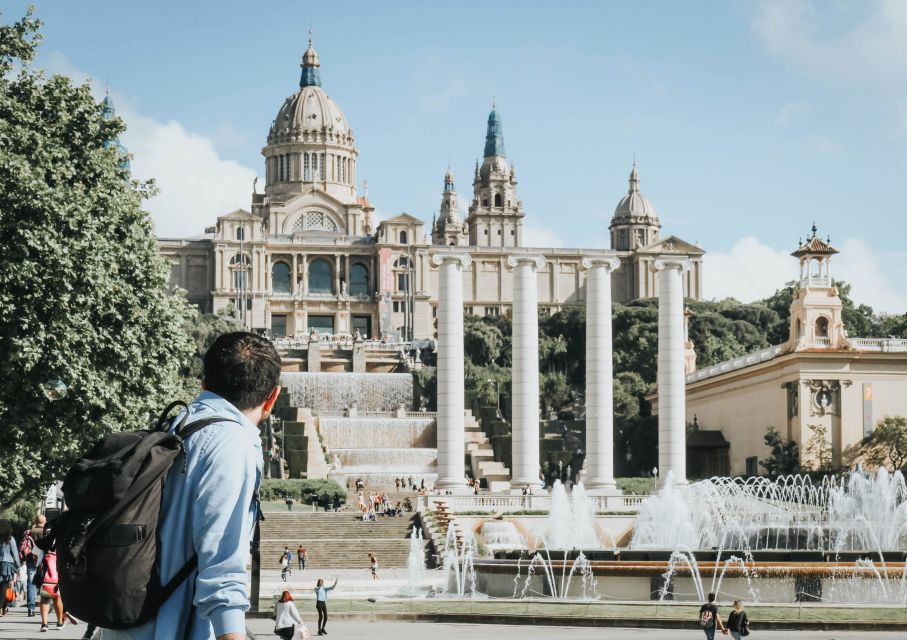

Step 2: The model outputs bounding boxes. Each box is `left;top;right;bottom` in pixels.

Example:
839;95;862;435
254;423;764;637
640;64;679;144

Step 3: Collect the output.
432;168;468;246
788;225;847;351
466;106;524;247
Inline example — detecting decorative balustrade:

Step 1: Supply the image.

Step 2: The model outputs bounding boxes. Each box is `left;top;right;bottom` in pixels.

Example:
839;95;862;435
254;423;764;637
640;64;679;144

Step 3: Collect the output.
421;493;646;514
273;336;419;351
849;337;907;353
813;337;831;348
798;275;833;288
687;344;786;383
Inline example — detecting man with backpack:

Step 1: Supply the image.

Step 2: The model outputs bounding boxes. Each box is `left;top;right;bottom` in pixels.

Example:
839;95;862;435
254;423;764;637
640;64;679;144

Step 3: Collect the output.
699;592;728;639
95;332;281;640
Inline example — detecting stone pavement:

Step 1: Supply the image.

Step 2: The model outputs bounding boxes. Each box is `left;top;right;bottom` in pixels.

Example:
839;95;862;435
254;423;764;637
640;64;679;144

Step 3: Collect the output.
0;610;899;639
243;619;907;639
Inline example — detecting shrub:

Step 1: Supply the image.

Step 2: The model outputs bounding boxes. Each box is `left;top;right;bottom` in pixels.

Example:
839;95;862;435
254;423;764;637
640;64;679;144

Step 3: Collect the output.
616;477;656;495
259;479;346;505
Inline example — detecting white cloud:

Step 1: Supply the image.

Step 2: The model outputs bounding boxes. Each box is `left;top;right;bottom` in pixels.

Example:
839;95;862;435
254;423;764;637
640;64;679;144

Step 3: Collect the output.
120;108;260;237
40;51;260;238
811;135;844;154
706;236;907;313
752;0;907;84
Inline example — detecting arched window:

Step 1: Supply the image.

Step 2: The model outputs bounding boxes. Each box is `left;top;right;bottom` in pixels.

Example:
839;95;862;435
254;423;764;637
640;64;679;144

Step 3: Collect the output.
796;319;802;340
399;230;408;244
271;261;291;293
815;317;829;337
309;258;333;293
350;263;369;295
482;198;489;207
494;193;503;207
236;227;245;241
304;153;310;180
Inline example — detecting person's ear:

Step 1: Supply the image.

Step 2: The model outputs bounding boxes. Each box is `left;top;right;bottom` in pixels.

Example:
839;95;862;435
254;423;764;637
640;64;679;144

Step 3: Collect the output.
262;386;281;414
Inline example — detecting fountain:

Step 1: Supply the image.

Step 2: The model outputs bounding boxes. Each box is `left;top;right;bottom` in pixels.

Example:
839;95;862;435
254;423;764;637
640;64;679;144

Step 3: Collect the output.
543;481;605;550
441;525;481;597
480;519;525;551
402;529;426;596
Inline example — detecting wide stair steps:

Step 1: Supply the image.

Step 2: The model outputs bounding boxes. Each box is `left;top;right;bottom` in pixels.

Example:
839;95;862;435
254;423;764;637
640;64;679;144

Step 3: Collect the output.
465;409;511;492
261;512;415;569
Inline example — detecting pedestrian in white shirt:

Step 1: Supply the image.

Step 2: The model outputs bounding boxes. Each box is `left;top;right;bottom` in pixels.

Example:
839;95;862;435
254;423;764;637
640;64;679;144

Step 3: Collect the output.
274;591;308;640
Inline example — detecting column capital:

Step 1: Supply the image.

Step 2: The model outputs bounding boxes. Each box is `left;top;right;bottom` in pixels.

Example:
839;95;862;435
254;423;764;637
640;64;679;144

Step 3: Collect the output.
506;254;546;270
581;256;621;272
430;252;472;268
652;258;692;273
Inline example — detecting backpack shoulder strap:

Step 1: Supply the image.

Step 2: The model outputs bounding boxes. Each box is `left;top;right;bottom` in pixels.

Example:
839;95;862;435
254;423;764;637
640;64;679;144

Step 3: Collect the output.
177;417;241;441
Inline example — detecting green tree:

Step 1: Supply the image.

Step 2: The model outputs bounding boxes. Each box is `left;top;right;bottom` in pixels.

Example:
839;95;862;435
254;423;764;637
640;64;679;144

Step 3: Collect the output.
0;10;195;508
855;416;907;472
802;424;834;473
184;310;245;380
759;427;800;477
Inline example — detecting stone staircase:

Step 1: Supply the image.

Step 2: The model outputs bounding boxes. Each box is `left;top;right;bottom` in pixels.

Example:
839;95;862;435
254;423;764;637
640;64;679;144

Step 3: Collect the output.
260;512;416;570
465;409;511;492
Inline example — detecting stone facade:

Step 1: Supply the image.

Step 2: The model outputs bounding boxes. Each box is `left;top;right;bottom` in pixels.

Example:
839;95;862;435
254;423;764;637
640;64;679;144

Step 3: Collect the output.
159;39;705;339
651;231;907;475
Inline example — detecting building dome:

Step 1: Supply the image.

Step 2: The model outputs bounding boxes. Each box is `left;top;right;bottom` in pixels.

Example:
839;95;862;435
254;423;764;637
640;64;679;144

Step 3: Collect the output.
613;163;657;220
267;37;353;146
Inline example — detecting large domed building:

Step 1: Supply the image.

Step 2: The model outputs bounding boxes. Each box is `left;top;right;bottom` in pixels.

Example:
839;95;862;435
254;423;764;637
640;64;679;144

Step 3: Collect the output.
159;39;704;339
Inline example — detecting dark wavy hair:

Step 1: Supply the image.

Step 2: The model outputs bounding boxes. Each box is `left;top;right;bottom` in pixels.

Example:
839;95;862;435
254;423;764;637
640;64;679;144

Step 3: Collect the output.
202;332;281;410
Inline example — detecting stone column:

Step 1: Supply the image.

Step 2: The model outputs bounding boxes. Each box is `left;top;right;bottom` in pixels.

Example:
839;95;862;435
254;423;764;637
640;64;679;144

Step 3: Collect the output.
653;258;692;489
581;257;621;494
431;252;472;490
507;255;546;489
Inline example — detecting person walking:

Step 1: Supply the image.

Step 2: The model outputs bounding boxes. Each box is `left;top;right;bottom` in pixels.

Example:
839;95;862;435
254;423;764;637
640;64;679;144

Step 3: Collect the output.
37;548;65;632
280;547;292;582
285;496;295;511
98;331;281;639
297;545;307;571
274;591;308;640
699;592;727;640
0;521;19;617
368;553;379;580
726;600;750;639
314;577;337;635
20;515;44;618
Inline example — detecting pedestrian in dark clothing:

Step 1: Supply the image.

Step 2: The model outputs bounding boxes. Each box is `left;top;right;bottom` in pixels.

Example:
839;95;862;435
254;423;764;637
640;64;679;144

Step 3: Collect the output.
698;592;727;640
727;600;749;639
0;521;19;617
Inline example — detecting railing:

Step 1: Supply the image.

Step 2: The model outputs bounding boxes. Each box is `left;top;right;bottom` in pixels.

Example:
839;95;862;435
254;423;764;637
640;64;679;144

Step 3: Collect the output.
686;344;786;383
421;493;646;514
273;337;422;351
317;411;437;419
849;337;907;352
798;275;833;288
813;337;831;348
268;234;376;246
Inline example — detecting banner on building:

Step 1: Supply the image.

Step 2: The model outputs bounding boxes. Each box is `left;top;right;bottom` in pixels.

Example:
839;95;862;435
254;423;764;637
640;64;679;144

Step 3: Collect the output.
379;248;393;337
863;383;873;437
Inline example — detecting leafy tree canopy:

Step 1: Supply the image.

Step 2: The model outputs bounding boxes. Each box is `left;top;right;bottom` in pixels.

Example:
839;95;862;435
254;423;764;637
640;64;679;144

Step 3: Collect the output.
0;9;195;507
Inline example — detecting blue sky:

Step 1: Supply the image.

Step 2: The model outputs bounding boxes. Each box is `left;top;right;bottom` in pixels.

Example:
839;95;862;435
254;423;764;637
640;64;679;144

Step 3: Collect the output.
9;1;907;311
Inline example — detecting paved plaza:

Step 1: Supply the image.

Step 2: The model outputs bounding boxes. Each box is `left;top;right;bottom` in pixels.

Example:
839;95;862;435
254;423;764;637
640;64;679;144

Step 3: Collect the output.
0;610;900;640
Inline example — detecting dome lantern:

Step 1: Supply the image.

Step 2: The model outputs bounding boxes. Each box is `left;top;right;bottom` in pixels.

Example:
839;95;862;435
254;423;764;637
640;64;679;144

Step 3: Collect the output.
300;31;321;88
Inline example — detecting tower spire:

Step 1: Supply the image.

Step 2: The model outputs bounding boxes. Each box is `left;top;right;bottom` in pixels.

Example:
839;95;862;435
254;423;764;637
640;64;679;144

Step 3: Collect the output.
300;32;322;88
483;104;505;158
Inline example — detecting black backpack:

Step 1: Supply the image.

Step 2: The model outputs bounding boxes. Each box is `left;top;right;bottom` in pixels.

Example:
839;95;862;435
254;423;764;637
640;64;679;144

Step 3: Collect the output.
44;401;237;629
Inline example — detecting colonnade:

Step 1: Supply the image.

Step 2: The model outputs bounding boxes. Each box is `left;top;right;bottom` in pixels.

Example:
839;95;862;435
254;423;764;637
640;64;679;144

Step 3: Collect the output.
433;250;691;494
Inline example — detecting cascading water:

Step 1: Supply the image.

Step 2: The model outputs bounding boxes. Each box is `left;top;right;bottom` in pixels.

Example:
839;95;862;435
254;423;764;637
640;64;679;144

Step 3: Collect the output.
480;520;525;551
319;417;435;448
512;546;599;600
281;372;414;413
